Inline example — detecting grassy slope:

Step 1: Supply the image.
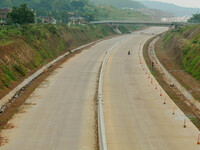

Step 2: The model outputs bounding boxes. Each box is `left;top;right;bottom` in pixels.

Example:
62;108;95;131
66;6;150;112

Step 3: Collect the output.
0;24;140;98
162;25;200;80
94;5;150;21
0;24;114;95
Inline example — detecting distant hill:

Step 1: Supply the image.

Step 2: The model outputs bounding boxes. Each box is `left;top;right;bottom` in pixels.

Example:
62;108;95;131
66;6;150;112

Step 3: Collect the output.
89;0;146;9
138;1;200;16
138;8;173;20
0;0;153;22
0;0;85;22
90;0;173;20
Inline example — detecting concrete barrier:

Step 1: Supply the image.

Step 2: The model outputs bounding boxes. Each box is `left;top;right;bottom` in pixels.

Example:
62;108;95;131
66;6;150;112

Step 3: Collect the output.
148;37;200;109
97;35;132;150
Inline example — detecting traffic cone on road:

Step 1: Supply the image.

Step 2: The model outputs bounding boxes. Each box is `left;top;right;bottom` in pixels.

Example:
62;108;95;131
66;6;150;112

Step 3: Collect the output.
197;133;200;144
155;83;157;90
160;89;162;96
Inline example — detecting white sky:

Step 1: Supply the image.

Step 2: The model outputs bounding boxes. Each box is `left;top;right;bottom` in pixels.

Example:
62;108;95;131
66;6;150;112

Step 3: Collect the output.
150;0;200;8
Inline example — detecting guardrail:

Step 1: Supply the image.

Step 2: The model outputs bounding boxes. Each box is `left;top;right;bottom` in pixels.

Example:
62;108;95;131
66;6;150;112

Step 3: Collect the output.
0;39;102;113
97;35;131;150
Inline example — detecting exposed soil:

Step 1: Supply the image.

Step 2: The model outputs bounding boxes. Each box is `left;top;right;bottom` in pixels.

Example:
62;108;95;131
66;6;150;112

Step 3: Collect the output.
143;36;200;130
155;34;200;102
0;41;99;145
0;35;118;146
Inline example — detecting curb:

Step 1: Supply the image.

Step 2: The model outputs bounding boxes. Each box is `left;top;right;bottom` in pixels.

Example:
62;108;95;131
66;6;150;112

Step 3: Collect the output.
148;37;200;110
97;35;131;150
0;39;102;113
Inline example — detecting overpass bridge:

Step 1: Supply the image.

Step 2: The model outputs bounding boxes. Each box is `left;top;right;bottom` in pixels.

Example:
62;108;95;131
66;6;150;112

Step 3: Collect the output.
90;20;191;28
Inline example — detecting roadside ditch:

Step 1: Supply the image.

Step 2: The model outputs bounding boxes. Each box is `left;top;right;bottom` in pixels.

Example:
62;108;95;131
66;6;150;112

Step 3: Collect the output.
143;35;200;130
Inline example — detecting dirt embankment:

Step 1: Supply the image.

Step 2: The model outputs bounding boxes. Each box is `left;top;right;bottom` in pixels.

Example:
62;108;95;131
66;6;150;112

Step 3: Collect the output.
0;24;118;99
0;24;118;133
0;24;141;100
0;24;142;140
155;26;200;102
143;29;200;130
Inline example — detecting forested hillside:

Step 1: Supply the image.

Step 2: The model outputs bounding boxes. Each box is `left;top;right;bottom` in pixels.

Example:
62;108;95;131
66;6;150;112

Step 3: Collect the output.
0;0;90;22
0;0;152;22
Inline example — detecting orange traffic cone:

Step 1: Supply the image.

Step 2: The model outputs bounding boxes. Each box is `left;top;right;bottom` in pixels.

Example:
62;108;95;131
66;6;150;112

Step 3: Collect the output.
160;89;162;96
197;133;200;144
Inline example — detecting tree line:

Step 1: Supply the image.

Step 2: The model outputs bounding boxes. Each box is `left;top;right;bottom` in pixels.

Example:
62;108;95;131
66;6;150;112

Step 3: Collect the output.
1;0;95;23
188;13;200;23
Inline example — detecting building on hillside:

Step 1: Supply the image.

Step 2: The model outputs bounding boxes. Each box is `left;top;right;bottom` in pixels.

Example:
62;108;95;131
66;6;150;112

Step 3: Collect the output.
0;8;12;25
39;16;57;24
161;16;190;22
68;16;86;25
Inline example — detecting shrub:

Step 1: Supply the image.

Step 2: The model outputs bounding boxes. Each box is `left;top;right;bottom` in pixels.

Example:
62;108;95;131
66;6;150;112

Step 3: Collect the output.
13;64;27;77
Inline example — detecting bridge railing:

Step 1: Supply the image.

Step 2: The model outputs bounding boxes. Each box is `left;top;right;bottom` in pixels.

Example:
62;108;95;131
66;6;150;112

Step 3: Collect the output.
90;20;193;26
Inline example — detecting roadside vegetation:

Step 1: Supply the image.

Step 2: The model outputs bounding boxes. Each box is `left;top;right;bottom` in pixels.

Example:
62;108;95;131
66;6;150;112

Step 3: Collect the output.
162;25;200;81
143;36;200;130
0;23;142;98
153;24;200;104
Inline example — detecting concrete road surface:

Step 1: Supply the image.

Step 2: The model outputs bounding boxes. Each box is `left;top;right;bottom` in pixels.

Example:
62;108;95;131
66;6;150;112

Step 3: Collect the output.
0;35;128;150
1;27;199;150
103;27;199;150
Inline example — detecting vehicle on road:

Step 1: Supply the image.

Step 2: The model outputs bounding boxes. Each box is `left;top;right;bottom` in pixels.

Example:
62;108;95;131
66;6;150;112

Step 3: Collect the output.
128;30;132;34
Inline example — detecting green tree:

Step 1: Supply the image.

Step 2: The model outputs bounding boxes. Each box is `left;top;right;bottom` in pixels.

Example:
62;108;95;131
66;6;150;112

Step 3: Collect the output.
7;4;35;25
188;13;200;23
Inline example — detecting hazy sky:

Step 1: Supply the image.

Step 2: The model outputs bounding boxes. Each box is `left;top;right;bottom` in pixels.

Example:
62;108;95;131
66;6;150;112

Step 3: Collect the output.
148;0;200;8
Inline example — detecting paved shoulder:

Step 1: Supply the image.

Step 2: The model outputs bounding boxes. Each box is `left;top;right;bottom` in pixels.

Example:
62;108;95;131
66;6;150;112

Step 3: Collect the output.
103;27;199;150
0;35;127;150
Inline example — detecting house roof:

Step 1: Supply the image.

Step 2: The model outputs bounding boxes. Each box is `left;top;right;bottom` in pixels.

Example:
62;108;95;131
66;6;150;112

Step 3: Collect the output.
0;8;12;13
